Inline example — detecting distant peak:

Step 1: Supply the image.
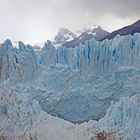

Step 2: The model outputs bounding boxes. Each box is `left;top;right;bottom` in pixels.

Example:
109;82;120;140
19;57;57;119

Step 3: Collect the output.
54;28;77;45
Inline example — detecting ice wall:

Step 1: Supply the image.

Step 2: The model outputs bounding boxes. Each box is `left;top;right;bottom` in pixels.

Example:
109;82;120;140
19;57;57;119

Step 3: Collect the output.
1;34;140;84
40;34;140;75
0;34;140;139
93;94;140;139
0;84;140;140
0;40;38;83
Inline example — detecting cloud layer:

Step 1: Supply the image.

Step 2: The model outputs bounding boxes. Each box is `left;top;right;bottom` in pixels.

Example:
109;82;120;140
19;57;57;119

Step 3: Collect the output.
0;0;139;43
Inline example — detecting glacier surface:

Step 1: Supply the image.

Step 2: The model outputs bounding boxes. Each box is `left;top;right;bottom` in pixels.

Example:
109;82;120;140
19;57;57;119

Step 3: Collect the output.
0;34;140;139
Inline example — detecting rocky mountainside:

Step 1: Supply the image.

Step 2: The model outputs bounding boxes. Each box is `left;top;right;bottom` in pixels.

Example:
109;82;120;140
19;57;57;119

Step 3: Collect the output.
101;20;140;40
53;26;109;48
53;28;77;46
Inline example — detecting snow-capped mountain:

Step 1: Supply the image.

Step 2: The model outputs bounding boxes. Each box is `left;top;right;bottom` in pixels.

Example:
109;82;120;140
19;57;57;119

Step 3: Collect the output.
92;26;110;40
101;20;140;40
53;28;77;46
53;26;109;48
61;32;94;48
62;26;109;48
77;25;109;40
30;26;109;48
76;25;99;36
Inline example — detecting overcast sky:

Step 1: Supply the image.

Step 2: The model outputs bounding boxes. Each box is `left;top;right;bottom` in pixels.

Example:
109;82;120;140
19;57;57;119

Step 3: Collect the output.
0;0;139;43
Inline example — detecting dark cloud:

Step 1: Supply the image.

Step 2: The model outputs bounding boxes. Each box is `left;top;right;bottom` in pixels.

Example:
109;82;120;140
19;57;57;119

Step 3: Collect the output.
0;0;139;43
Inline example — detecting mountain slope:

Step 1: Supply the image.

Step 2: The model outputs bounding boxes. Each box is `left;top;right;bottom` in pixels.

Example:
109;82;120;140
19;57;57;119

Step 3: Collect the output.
76;25;109;40
53;28;77;46
62;32;95;48
31;26;109;48
101;20;140;41
62;26;109;48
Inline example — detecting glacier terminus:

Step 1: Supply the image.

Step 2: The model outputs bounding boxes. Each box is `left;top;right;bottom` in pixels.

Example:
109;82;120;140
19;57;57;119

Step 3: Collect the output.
0;33;140;139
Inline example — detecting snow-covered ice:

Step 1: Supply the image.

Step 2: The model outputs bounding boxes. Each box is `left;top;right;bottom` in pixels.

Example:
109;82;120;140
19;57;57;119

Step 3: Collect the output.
0;33;140;139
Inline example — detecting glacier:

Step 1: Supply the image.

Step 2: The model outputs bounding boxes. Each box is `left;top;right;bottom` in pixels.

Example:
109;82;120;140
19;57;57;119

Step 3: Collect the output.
0;33;140;139
0;84;140;139
37;33;140;122
40;33;140;75
0;40;39;83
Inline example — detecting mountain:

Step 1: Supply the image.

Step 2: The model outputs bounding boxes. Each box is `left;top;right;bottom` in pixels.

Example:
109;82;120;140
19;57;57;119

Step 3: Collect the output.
53;28;77;46
31;26;109;48
78;25;110;40
61;26;109;48
52;26;109;48
101;20;140;41
30;28;76;48
61;32;94;48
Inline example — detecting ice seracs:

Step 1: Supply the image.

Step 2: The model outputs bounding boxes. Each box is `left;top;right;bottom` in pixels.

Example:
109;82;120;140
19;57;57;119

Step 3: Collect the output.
1;33;140;139
40;33;140;75
0;84;139;139
0;40;39;83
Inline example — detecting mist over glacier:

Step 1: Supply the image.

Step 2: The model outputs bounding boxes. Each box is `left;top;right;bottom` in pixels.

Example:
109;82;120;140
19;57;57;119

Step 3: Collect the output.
1;33;140;139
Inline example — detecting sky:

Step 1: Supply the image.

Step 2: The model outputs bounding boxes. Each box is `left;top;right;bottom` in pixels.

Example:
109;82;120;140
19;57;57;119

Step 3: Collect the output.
0;0;140;43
